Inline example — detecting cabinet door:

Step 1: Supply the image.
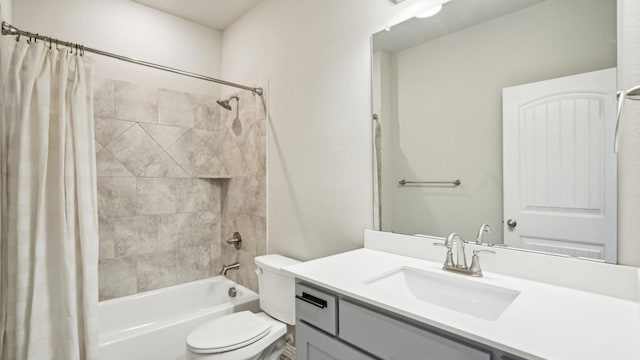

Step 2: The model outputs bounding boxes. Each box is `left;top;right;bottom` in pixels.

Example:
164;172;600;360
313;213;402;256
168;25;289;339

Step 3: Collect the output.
339;300;491;360
296;322;375;360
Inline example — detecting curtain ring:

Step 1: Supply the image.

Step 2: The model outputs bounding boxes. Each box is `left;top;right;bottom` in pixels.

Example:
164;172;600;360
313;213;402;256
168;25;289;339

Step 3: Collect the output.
55;39;59;51
34;34;38;43
16;33;20;42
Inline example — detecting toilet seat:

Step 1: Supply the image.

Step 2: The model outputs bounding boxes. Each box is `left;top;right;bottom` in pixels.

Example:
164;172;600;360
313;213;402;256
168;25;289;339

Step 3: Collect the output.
187;311;272;354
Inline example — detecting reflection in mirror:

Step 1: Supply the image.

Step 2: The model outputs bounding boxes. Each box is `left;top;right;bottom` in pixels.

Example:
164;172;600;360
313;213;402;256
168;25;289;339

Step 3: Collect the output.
372;0;618;262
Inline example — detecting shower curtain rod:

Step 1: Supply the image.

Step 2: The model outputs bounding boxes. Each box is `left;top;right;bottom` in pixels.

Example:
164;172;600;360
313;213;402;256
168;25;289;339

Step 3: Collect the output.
1;22;263;96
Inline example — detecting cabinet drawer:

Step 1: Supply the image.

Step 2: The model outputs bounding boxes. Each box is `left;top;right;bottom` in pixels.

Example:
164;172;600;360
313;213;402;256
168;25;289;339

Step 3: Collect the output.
339;299;491;360
296;321;375;360
296;283;338;335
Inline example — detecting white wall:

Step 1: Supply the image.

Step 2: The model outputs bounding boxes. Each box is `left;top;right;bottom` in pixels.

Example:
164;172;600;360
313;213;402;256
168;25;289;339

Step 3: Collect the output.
385;0;616;243
221;0;431;261
0;0;11;22
13;0;222;95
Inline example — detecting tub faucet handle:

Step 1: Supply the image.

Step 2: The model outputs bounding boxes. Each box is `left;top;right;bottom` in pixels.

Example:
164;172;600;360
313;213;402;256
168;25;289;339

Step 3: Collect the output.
226;232;242;250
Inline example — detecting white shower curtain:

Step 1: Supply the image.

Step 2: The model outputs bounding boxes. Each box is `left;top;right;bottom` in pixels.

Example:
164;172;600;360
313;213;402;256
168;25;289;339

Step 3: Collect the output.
0;37;99;359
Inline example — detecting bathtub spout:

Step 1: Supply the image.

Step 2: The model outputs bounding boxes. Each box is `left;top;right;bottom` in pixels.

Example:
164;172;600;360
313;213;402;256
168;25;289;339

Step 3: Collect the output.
220;262;240;276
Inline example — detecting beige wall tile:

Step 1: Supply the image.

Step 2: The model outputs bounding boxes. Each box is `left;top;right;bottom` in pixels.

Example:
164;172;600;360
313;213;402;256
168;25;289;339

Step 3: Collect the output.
96;149;134;177
143;154;189;178
221;136;247;176
96;80;265;299
179;211;218;248
137;251;177;292
254;177;266;218
94;117;134;148
99;218;115;260
176;178;213;213
210;241;222;276
195;95;220;131
115;81;158;123
97;177;136;218
99;257;137;301
167;129;218;176
237;250;258;293
157;213;190;251
93;77;115;118
107;124;165;176
158;89;195;128
136;178;177;215
95;142;104;154
141;123;190;150
254;216;267;257
211;182;222;215
176;246;211;283
195;156;227;178
114;216;158;257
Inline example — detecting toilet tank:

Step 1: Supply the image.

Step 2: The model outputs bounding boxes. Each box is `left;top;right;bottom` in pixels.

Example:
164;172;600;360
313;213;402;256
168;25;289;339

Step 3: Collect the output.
254;255;300;325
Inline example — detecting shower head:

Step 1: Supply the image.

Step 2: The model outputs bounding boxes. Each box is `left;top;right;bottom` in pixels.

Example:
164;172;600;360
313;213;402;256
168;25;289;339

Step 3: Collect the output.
216;95;239;111
216;99;232;111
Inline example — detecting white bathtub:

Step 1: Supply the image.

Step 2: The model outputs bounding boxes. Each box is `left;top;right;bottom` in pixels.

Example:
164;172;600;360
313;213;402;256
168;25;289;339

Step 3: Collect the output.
99;277;260;360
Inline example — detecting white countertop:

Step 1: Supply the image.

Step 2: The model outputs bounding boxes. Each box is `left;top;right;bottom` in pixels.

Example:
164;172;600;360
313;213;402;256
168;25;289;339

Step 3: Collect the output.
285;248;640;360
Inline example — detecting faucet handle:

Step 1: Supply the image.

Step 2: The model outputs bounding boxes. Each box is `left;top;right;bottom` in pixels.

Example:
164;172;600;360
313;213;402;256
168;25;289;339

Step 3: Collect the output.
433;242;455;268
469;249;495;277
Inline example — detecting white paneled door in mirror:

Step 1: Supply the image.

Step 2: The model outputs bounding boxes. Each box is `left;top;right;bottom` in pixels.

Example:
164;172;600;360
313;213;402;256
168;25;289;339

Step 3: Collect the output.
503;69;617;262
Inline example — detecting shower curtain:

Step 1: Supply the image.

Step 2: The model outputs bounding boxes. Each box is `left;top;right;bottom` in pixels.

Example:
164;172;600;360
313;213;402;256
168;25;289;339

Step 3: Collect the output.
0;37;99;359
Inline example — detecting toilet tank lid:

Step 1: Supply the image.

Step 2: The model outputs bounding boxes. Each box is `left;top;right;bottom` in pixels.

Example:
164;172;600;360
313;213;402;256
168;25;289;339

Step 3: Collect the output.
255;254;300;271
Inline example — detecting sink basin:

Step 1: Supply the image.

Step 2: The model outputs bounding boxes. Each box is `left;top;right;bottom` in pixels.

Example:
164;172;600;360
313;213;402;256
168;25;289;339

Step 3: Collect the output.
364;267;520;321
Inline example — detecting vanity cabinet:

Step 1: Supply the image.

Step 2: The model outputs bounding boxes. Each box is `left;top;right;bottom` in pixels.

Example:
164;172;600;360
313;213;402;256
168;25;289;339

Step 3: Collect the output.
296;321;375;360
295;281;525;360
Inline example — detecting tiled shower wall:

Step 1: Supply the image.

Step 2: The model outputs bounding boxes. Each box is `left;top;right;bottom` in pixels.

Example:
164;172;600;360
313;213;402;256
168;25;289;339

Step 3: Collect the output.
94;77;266;300
219;92;268;292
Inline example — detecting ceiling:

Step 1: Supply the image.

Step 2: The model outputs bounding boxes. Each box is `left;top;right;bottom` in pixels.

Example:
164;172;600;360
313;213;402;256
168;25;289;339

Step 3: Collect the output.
374;0;544;53
131;0;263;30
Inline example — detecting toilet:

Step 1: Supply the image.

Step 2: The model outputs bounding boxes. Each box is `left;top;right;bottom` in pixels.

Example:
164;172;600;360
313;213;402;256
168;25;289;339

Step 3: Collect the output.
186;255;300;360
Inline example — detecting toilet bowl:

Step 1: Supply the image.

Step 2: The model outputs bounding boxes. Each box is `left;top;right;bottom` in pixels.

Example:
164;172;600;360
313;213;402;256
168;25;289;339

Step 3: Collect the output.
186;255;300;360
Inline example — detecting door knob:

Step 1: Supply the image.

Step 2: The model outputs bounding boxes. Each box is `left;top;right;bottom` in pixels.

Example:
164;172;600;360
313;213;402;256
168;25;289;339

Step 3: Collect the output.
506;219;517;229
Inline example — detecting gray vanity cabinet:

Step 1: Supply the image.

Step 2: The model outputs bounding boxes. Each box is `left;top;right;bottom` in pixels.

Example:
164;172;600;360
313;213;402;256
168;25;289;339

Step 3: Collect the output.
295;281;526;360
339;300;491;360
297;321;375;360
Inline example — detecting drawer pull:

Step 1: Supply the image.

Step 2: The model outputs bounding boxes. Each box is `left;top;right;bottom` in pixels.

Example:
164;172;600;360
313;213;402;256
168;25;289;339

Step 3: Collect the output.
296;292;328;309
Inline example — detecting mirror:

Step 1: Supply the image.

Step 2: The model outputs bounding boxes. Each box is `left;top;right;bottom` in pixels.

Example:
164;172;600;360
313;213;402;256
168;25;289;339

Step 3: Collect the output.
372;0;618;262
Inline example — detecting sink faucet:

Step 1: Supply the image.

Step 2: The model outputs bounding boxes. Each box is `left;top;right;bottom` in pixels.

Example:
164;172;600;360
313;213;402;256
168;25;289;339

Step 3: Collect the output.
475;223;491;245
220;262;240;276
448;233;468;269
434;233;495;277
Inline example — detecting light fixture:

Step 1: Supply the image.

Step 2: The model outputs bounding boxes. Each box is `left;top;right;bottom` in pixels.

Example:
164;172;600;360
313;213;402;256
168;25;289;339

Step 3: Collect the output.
415;4;442;18
385;0;451;31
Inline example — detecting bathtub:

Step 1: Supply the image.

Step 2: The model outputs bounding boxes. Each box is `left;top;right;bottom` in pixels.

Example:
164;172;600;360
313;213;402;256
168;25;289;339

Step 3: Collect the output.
99;277;260;360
